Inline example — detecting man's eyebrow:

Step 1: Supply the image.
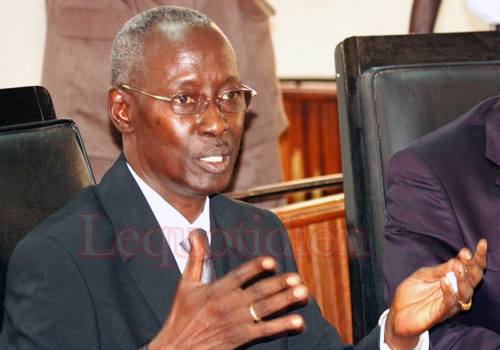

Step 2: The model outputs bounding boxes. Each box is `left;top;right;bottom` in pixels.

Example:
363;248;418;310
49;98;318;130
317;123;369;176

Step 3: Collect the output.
224;76;242;84
163;79;199;92
168;77;243;91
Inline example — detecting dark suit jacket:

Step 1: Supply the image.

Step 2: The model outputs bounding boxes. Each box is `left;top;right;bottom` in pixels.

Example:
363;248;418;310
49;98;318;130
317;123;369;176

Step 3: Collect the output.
384;96;500;349
0;155;379;349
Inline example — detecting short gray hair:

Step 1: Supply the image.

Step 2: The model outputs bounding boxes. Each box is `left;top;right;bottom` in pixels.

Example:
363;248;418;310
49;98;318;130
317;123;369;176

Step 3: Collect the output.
111;6;211;86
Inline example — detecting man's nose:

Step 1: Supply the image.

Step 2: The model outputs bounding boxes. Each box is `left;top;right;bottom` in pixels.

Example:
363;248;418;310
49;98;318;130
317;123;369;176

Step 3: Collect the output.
197;99;229;137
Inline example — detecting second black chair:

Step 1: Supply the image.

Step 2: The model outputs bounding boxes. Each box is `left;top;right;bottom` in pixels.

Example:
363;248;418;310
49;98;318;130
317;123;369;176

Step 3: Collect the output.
335;31;500;343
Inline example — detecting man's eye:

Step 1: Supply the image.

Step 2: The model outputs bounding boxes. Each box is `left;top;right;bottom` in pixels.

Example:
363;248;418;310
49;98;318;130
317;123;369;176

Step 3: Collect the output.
172;94;195;104
220;91;241;100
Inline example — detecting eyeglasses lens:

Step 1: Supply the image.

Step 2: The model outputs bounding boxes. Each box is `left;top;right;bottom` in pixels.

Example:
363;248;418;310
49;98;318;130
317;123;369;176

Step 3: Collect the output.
171;90;253;115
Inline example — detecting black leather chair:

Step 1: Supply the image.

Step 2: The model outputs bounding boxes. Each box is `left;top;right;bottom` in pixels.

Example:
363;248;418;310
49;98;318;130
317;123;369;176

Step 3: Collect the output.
0;86;56;127
0;87;95;329
335;31;500;343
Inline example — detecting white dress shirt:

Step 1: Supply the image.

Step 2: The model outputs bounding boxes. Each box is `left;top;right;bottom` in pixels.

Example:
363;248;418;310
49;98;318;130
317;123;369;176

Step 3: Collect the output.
128;164;210;273
379;310;429;350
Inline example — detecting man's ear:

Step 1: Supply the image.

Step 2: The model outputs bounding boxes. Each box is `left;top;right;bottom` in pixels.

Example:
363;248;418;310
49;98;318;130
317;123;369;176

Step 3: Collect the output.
108;87;133;134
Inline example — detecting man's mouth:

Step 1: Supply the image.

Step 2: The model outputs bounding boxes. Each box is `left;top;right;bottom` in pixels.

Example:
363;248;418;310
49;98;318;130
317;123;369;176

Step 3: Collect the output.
200;156;224;163
197;153;231;174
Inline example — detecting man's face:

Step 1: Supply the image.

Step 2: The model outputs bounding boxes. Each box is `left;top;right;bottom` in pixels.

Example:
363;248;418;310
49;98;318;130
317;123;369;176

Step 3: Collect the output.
123;25;245;201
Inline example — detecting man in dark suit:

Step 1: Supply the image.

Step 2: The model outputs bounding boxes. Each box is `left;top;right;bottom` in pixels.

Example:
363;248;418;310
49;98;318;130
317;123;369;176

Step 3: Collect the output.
0;6;487;350
384;96;500;348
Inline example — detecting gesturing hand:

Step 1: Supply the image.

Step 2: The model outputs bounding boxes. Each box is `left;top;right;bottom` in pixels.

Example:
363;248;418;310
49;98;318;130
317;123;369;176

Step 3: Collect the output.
148;230;308;350
385;239;487;350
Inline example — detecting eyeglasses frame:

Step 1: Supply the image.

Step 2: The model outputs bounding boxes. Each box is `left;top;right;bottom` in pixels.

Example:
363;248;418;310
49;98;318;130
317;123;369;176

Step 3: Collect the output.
120;83;257;115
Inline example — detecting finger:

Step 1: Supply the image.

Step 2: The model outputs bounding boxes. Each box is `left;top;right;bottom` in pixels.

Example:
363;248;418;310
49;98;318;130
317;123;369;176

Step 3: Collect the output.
182;231;205;281
457;247;476;285
214;257;278;293
475;239;488;270
251;283;308;322
244;273;303;303
247;314;305;339
440;275;458;318
453;260;473;304
457;239;487;287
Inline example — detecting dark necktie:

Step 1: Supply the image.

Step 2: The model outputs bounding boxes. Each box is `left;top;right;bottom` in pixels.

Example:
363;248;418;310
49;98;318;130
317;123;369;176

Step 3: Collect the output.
179;228;216;283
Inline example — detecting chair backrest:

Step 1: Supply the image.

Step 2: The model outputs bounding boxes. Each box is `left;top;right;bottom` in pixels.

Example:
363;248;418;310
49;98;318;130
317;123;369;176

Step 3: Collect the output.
0;119;95;329
0;86;56;127
335;31;500;343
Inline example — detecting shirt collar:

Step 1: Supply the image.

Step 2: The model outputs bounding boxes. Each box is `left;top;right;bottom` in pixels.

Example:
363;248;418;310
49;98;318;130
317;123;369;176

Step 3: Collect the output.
127;163;211;272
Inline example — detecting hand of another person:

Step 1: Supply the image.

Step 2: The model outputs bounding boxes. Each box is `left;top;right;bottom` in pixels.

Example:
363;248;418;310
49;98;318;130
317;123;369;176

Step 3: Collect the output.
384;239;487;350
147;230;308;350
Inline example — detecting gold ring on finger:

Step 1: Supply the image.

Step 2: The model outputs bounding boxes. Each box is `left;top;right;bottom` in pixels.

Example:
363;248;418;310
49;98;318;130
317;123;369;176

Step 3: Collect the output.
458;299;472;311
249;304;262;323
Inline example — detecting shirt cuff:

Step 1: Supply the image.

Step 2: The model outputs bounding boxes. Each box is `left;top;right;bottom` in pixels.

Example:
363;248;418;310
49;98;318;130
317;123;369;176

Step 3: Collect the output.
378;309;430;350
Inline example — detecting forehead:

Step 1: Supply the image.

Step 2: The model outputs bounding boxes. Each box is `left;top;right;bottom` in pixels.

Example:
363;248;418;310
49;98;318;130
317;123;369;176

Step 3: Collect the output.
141;24;240;88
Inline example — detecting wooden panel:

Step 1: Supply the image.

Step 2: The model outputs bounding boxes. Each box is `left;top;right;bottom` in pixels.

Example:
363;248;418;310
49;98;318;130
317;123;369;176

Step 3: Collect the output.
272;194;352;344
280;81;341;182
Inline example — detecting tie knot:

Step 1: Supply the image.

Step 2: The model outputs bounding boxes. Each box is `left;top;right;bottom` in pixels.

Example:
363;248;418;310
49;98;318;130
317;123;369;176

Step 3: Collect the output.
179;228;216;283
179;229;211;258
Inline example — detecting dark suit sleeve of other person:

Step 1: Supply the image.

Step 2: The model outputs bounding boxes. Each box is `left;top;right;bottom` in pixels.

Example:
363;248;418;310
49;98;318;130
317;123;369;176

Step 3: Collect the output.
383;97;500;349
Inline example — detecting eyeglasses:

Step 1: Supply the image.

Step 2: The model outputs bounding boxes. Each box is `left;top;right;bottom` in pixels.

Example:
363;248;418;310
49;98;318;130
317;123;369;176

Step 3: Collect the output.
120;84;257;115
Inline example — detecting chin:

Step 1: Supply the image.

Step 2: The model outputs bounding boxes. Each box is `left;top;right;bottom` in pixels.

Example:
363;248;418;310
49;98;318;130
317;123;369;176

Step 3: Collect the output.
188;176;232;197
208;177;233;194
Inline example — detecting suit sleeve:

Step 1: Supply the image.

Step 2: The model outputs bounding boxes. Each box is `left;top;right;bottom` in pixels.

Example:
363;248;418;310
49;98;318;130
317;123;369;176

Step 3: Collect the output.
0;234;99;349
383;149;500;349
267;214;381;349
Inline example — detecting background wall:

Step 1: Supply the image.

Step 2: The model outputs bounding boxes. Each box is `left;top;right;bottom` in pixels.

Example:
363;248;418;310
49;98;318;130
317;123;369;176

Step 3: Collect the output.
0;0;46;89
0;0;491;89
268;0;490;78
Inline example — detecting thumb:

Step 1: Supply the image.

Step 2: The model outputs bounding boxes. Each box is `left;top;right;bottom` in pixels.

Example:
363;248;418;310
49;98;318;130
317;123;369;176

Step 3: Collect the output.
182;230;205;282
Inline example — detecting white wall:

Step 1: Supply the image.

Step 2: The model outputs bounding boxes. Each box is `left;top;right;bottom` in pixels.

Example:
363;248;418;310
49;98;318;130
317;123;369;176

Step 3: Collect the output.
0;0;46;89
0;0;492;89
267;0;491;78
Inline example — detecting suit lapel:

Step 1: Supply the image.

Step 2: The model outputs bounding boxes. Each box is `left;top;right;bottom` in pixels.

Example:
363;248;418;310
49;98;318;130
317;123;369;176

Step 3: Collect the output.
96;154;181;325
209;194;255;278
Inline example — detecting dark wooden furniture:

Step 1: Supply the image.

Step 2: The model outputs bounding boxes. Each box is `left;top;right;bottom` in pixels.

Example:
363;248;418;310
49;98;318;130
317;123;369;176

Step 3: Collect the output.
279;81;341;200
272;194;352;344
